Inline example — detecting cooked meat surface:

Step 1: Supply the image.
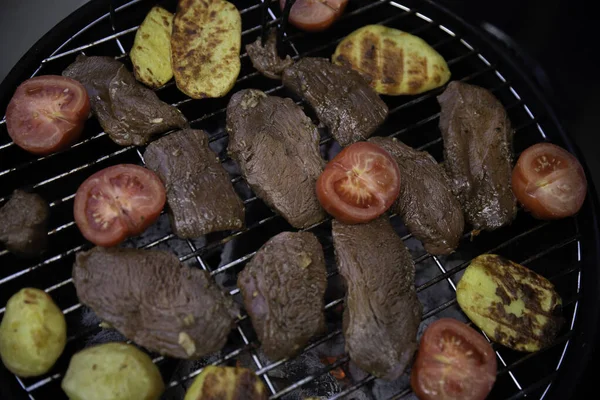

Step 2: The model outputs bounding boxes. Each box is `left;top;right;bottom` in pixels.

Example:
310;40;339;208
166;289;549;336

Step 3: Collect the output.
238;232;327;360
227;89;325;228
438;81;517;231
332;217;422;380
369;136;464;254
0;190;49;257
144;129;244;238
282;57;388;146
246;29;294;80
73;246;239;359
63;55;188;146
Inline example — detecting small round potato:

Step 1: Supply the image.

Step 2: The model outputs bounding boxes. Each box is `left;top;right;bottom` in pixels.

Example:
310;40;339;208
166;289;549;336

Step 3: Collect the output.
61;342;164;400
0;288;66;377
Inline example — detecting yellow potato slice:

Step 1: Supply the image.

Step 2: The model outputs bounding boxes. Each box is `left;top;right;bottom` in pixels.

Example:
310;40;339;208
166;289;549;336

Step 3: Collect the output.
184;365;267;400
171;0;241;99
332;24;450;95
130;6;174;88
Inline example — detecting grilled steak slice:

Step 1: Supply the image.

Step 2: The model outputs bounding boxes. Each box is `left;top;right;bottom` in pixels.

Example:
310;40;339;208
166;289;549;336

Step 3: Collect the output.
238;232;327;360
438;81;517;231
246;29;294;80
73;247;239;359
369;137;464;254
332;217;422;380
227;89;326;228
0;190;49;257
63;55;188;146
144;129;244;238
282;57;388;146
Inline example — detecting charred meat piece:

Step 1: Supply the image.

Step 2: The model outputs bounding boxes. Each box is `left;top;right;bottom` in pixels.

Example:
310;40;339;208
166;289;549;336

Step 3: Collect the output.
332;217;422;380
438;81;517;231
238;232;327;360
63;55;187;146
282;57;388;146
144;129;244;238
227;89;326;228
246;29;294;80
73;246;239;359
0;190;49;257
369;137;464;254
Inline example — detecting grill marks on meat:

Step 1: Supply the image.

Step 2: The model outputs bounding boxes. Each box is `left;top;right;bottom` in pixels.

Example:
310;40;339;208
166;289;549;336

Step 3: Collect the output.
63;55;188;146
238;232;327;360
0;190;49;257
246;29;294;80
226;89;326;228
73;247;239;359
144;129;244;238
438;81;517;231
369;137;464;255
332;218;422;380
282;58;388;146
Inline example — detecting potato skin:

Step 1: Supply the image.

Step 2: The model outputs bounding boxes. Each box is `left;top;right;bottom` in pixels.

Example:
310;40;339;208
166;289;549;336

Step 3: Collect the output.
332;24;450;95
184;365;267;400
457;254;563;352
130;6;174;88
0;288;66;377
61;342;164;400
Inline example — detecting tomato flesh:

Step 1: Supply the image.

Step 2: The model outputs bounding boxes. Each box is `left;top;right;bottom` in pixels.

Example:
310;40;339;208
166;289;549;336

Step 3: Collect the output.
74;164;166;247
281;0;348;32
316;142;400;224
6;75;90;155
411;318;497;400
512;143;587;219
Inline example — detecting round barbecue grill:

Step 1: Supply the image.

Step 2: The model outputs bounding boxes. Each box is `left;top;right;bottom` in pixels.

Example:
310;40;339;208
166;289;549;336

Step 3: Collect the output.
1;0;599;399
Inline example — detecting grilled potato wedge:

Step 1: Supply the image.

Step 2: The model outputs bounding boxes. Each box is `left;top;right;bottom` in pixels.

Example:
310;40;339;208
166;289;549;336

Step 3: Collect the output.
184;366;267;400
130;6;174;88
172;0;241;98
332;25;450;95
456;254;563;352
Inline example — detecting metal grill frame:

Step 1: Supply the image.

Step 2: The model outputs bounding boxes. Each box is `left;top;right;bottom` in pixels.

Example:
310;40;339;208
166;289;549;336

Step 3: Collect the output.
1;0;599;399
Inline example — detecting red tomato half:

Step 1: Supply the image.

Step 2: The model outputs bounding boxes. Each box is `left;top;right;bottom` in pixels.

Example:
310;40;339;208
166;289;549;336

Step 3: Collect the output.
74;164;166;247
280;0;348;32
316;142;400;224
411;318;497;400
6;75;90;155
512;143;587;219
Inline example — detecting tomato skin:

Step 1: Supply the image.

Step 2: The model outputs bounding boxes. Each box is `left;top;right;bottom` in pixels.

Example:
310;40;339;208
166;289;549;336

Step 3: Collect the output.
411;318;497;400
316;142;400;224
74;164;166;247
280;0;348;32
511;143;587;220
6;75;90;155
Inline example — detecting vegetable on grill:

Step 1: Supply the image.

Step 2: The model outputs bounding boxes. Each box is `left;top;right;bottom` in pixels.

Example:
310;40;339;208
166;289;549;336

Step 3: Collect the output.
0;288;66;377
456;254;563;352
184;365;267;400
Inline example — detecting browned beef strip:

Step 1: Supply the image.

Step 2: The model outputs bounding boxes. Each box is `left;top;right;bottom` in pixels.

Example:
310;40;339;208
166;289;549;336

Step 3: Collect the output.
73;246;239;359
282;57;388;146
144;129;244;238
332;217;422;380
63;55;188;146
246;29;294;80
438;81;517;231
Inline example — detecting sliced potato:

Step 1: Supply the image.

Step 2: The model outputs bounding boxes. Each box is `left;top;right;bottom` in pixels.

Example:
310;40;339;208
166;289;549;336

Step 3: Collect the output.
0;288;66;377
184;365;267;400
172;0;241;98
332;24;450;95
456;254;563;352
130;6;174;88
61;342;164;400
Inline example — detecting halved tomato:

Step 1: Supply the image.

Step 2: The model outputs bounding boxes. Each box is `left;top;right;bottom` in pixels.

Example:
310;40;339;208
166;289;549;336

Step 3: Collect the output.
6;75;90;155
411;318;497;400
316;142;400;224
280;0;348;32
512;143;587;219
74;164;166;247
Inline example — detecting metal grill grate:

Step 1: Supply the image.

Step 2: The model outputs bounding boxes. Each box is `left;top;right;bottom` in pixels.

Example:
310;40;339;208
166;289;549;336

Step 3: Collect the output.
0;0;591;399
